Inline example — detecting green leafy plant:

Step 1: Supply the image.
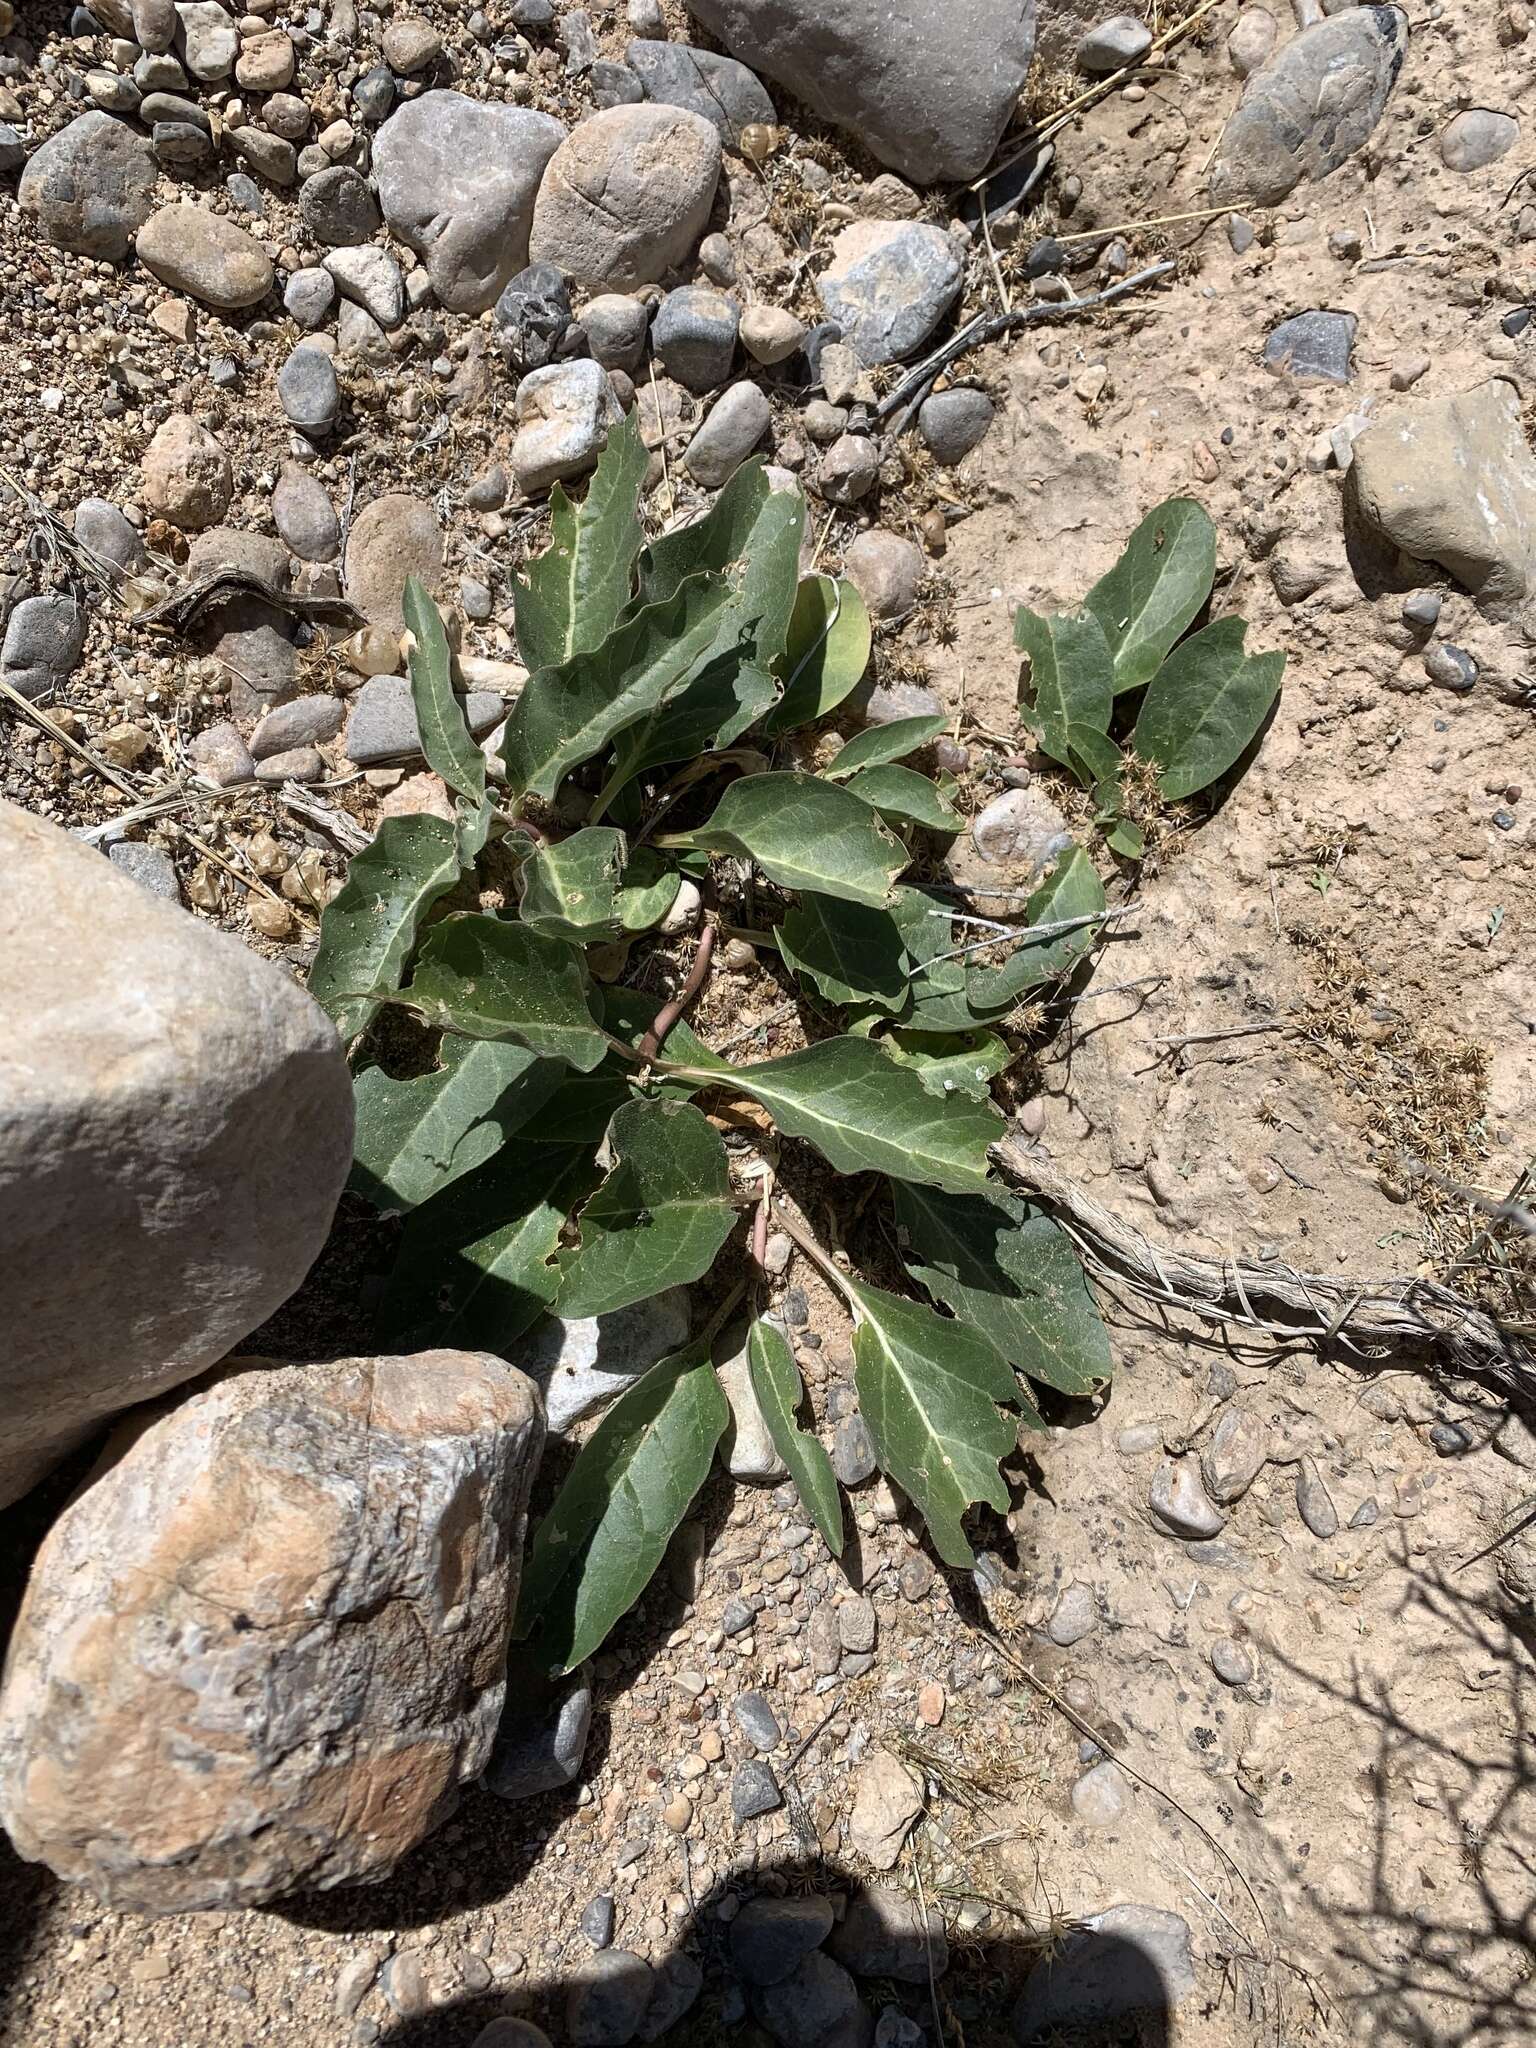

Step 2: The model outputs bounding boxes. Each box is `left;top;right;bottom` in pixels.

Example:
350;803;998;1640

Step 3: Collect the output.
309;427;1277;1678
1016;498;1284;860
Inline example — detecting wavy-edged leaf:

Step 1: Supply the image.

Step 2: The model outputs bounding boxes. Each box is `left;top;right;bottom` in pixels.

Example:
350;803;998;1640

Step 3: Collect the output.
1014;604;1113;784
762;575;872;735
615;847;682;933
377;1137;596;1352
964;846;1107;1015
1084;495;1216;695
892;1182;1112;1397
843;763;962;833
501;572;737;801
1132;615;1284;800
635;459;805;668
350;1037;563;1212
882;1029;1011;1100
599;649;778;808
823;714;949;779
519;827;626;943
777;893;911;1011
308;814;461;1044
748;1318;844;1556
681;771;907;908
849;1277;1023;1569
514;412;648;670
403;576;485;810
555;1097;736;1317
386;913;608;1071
516;1339;729;1672
715;1037;1001;1193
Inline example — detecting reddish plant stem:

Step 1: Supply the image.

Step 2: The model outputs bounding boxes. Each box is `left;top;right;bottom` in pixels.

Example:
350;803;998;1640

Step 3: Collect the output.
638;923;717;1062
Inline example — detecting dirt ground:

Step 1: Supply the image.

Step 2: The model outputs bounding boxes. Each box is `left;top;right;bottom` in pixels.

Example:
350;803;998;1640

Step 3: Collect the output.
3;1;1536;2045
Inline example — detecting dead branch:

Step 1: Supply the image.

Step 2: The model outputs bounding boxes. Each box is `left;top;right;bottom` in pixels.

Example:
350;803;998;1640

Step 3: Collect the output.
991;1137;1534;1391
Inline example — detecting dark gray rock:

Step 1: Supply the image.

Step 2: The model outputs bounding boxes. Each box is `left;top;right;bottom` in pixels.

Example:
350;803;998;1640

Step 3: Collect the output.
592;59;646;108
625;38;775;144
1295;1457;1339;1538
828;1892;948;1983
277;345;340;434
153;121;214;167
344;674;505;767
584;293;650;372
753;1951;863;2048
299;164;381;246
1013;1905;1195;2041
729;1895;836;1987
272;467;340;562
731;1759;782;1822
567;1950;654;2048
832;1415;876;1486
682;382;771;488
250;693;343;760
817;220;963;366
1;595;86;701
581;1894;616;1949
653;285;739;392
1262;309;1355;384
139;89;208;129
106;841;180;902
1077;13;1151;73
918;386;993;464
73;498;146;575
483;1667;593;1800
638;1952;703;2042
493;261;572;373
733;1690;782;1753
17;112;158;258
0;127;25;174
683;0;1036;184
352;63;396;122
1211;7;1409;206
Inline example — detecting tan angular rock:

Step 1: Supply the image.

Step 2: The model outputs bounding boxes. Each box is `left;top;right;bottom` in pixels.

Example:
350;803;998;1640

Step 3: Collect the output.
1351;379;1536;620
0;1349;543;1912
0;803;353;1504
528;103;720;289
847;1750;923;1869
141;411;233;531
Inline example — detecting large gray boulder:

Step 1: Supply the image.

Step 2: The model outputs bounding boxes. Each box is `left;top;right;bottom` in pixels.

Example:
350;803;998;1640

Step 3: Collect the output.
0;1349;543;1912
372;90;567;313
16;112;158;259
528;102;721;289
0;801;353;1506
683;0;1036;184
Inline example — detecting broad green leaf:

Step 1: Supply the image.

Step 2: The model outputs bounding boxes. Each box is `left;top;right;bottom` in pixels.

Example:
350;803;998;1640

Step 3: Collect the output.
501;572;738;801
516;1339;729;1672
843;763;962;833
883;1029;1011;1100
600;985;729;1078
1084;496;1217;694
892;1182;1112;1397
514;412;648;670
964;847;1107;1014
402;576;485;811
777;893;911;1011
823;714;950;779
1067;725;1123;794
519;827;626;943
1106;816;1145;861
598;651;778;808
681;771;907;908
849;1277;1024;1569
635;459;805;668
350;1036;563;1212
308;814;461;1044
377;1137;596;1352
555;1097;736;1317
762;575;872;735
717;1037;1002;1193
615;846;682;933
1132;616;1284;800
1014;605;1113;784
386;913;609;1071
885;885;979;1034
748;1319;844;1556
523;1067;633;1144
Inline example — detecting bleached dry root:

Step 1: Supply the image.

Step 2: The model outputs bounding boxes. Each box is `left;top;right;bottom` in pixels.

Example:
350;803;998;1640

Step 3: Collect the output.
992;1139;1534;1392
